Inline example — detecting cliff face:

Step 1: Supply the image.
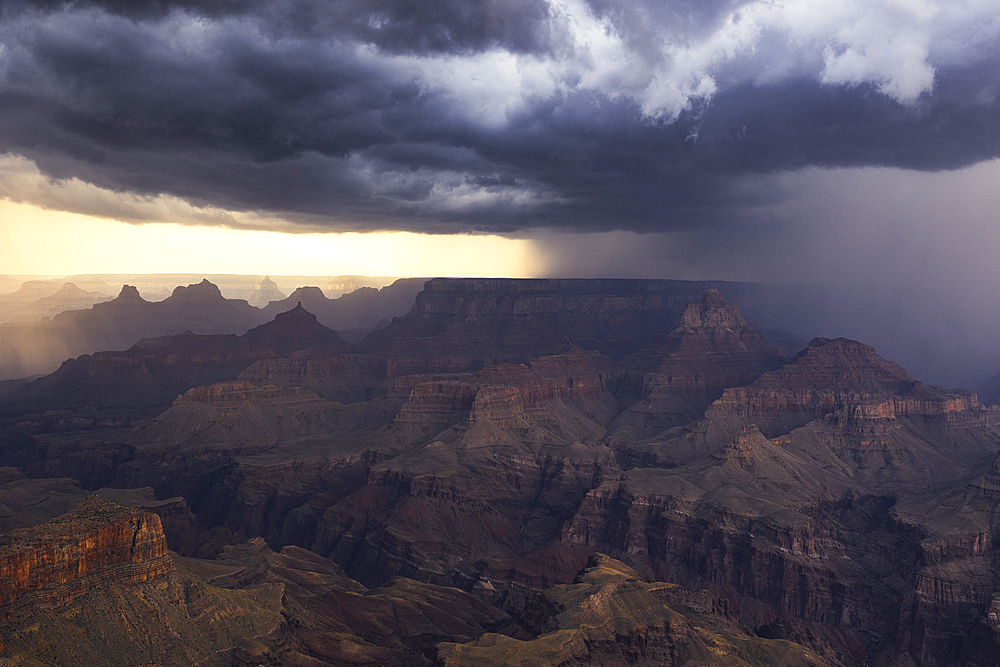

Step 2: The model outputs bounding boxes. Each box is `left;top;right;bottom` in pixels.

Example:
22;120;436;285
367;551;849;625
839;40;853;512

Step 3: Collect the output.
126;380;348;447
617;289;786;426
0;496;170;614
385;343;616;445
358;278;772;375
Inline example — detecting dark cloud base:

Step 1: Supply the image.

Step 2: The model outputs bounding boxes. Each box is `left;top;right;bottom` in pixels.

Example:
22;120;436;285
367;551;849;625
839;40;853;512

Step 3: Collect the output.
1;0;1000;234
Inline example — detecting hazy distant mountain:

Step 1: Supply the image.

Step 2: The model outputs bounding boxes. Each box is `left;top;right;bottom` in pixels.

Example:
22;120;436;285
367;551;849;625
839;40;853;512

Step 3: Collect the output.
0;279;262;381
259;278;426;334
4;301;350;415
0;281;113;323
0;279;64;302
43;273;401;301
249;276;286;308
0;277;426;381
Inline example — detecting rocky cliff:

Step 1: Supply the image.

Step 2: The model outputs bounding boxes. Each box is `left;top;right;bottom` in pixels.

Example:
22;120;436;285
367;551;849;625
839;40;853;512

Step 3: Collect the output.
715;336;976;436
358;278;776;375
0;496;170;615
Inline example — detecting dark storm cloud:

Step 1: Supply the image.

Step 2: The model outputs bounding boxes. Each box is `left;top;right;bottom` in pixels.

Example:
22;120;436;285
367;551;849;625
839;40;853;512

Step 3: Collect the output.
2;0;264;20
4;0;556;53
1;0;1000;233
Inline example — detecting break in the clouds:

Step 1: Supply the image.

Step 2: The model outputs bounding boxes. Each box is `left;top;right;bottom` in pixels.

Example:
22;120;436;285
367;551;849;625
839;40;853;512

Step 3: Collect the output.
0;0;999;232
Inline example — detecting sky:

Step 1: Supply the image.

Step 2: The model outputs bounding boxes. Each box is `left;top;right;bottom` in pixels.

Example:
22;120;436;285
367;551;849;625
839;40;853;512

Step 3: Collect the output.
2;0;1000;385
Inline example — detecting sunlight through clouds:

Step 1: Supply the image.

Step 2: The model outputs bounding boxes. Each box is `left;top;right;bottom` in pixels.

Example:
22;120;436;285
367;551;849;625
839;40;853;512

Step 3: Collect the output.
0;200;542;277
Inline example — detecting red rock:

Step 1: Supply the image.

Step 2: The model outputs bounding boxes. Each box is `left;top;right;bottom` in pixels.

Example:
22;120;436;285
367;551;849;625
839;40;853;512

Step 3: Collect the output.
0;496;170;615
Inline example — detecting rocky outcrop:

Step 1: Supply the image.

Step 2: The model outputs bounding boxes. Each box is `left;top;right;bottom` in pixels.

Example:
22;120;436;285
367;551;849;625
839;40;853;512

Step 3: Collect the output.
0;496;170;615
438;554;834;667
200;538;509;667
715;337;978;436
618;290;785;423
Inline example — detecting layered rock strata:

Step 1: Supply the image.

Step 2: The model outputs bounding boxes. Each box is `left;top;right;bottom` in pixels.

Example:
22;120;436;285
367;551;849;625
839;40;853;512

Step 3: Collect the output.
716;337;979;436
358;278;771;375
0;496;170;615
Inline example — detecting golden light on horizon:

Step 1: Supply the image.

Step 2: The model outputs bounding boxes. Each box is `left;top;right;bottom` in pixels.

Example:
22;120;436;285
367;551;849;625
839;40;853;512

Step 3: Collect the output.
0;200;543;278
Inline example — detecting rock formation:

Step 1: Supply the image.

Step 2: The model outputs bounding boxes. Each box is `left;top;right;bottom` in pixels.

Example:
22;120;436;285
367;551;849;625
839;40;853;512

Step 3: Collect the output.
0;496;170;614
617;288;786;429
439;554;834;667
1;284;999;667
5;301;350;415
358;278;782;375
0;277;422;382
249;275;286;308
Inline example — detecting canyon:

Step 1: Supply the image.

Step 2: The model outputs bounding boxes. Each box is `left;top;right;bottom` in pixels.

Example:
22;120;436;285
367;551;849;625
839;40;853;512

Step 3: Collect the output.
1;278;999;666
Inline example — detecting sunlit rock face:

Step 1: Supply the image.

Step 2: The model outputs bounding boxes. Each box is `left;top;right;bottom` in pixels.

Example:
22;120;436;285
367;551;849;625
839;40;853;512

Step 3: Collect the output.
0;496;170;613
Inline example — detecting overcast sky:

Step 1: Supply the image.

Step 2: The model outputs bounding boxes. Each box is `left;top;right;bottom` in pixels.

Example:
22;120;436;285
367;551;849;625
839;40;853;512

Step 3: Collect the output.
2;0;1000;385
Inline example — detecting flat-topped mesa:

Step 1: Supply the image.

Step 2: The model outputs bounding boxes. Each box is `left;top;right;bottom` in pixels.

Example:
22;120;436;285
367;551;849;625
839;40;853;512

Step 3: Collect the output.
358;278;767;376
620;289;785;400
0;496;170;614
390;344;614;434
715;336;979;436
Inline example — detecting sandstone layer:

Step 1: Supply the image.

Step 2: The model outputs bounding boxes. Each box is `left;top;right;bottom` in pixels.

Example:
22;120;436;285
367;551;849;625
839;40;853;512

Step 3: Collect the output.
0;496;170;615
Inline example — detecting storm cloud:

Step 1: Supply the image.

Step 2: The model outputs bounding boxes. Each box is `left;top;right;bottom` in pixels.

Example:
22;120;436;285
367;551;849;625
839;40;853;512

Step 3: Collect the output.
1;0;999;232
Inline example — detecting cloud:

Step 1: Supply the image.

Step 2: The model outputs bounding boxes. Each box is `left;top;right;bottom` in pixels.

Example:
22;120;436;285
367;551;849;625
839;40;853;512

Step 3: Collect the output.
0;0;998;235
